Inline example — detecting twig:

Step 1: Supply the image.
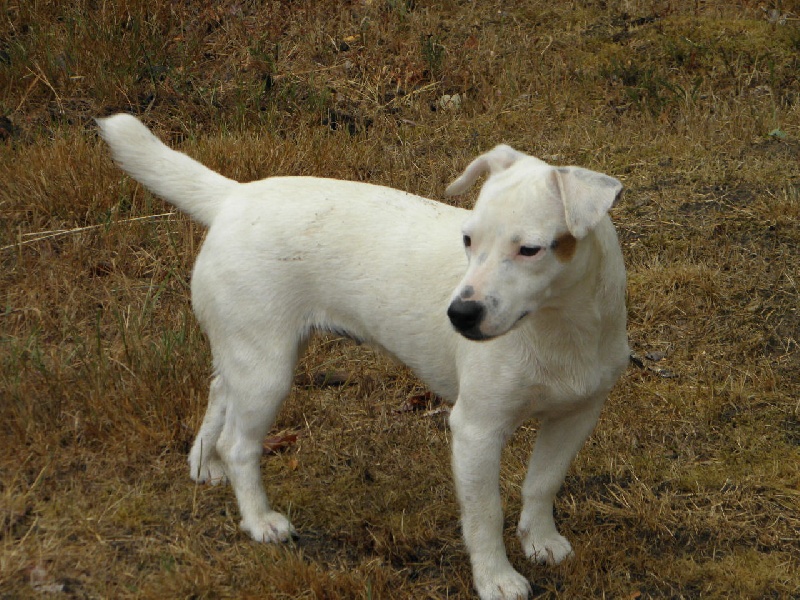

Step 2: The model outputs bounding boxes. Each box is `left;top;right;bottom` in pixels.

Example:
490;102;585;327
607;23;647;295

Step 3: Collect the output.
0;212;178;252
539;35;554;56
27;63;64;115
272;63;344;80
383;81;441;109
15;73;41;113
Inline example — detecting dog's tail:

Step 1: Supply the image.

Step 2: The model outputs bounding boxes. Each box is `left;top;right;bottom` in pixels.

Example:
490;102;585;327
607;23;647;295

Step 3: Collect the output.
97;114;236;227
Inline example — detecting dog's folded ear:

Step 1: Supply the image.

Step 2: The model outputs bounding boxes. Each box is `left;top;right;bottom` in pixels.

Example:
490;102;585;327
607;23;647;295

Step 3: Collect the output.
445;144;526;196
554;167;623;239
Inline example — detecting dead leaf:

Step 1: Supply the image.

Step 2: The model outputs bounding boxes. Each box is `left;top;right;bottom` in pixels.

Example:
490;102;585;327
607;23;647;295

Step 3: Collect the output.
295;370;351;388
629;353;645;368
395;391;441;414
629;353;678;379
438;93;463;111
263;431;301;455
314;370;350;387
423;406;451;418
653;367;677;379
29;565;64;594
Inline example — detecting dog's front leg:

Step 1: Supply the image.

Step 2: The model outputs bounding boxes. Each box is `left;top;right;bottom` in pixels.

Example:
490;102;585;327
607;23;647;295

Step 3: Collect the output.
450;400;531;600
517;397;605;565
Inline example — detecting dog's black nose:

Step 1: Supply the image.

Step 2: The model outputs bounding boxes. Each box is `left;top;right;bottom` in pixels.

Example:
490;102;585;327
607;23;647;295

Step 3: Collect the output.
447;299;485;334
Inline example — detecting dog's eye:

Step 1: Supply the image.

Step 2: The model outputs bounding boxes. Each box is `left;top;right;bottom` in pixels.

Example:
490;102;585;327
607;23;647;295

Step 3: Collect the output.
519;246;542;257
463;235;472;248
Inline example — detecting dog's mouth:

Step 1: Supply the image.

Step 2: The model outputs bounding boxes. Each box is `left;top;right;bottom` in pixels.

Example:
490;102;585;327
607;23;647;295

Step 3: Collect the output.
454;311;531;342
456;328;493;342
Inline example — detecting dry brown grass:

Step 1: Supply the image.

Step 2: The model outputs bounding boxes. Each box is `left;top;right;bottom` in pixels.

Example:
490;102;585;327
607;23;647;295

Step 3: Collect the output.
2;1;799;598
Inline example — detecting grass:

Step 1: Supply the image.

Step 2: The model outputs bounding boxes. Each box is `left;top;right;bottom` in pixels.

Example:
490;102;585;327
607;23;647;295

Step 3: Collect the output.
1;0;799;597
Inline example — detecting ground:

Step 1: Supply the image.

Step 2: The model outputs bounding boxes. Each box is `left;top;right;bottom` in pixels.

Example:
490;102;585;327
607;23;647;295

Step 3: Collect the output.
1;1;799;598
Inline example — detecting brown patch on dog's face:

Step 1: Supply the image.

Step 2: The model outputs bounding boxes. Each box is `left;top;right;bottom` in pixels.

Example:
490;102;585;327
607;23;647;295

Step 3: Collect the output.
552;233;577;262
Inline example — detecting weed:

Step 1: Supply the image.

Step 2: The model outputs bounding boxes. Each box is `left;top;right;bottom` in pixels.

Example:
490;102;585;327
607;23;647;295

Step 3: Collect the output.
421;34;445;80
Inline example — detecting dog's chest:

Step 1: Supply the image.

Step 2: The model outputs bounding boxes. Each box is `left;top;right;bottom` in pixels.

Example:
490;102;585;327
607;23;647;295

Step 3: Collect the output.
516;337;626;416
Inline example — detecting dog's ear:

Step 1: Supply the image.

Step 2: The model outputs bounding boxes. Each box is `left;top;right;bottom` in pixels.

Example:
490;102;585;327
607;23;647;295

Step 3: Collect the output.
554;167;623;239
445;145;526;196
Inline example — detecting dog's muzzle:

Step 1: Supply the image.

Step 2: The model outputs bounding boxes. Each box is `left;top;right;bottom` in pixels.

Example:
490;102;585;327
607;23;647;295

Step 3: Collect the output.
447;298;487;340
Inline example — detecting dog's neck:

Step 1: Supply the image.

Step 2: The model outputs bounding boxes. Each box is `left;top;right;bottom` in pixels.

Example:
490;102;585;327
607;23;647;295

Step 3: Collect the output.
541;229;602;311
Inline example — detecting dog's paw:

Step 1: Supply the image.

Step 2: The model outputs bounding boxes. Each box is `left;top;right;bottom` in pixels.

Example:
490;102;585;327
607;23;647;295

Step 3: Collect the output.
519;529;573;565
242;511;297;543
189;455;228;485
473;565;531;600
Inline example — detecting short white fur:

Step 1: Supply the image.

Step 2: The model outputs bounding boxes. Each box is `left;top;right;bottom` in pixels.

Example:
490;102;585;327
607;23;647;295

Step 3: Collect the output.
97;114;629;600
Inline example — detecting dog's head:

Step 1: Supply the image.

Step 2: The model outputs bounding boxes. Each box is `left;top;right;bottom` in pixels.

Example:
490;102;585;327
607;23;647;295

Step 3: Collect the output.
445;145;622;341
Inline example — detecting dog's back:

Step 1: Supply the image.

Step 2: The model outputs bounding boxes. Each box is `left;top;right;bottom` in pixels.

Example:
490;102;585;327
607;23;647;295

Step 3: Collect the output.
191;174;470;402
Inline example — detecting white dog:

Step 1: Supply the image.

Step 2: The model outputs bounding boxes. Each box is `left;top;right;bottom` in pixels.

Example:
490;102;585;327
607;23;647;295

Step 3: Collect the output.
98;114;629;600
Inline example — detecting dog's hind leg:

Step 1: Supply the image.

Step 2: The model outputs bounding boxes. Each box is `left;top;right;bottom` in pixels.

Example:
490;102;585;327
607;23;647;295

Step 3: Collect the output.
517;396;605;565
212;346;299;543
189;375;228;484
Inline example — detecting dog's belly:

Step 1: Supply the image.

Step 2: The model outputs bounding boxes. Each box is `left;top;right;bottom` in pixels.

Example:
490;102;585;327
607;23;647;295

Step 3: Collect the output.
311;309;463;403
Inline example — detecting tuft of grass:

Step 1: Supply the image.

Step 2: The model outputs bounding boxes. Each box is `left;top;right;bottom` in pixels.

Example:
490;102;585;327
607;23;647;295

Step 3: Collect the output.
2;1;799;598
